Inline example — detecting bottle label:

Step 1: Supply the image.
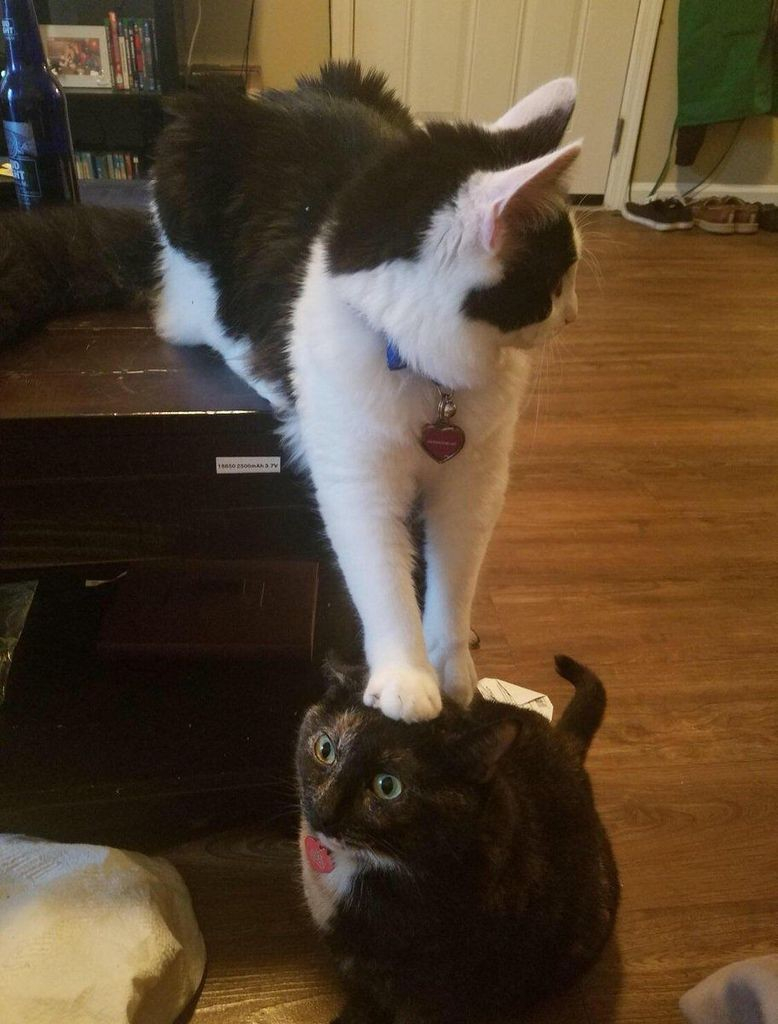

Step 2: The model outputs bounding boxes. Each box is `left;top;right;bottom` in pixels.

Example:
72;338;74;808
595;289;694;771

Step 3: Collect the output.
9;157;42;201
1;18;15;42
3;119;38;157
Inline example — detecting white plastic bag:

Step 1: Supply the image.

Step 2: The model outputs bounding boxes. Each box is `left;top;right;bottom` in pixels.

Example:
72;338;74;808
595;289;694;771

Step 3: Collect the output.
0;835;206;1024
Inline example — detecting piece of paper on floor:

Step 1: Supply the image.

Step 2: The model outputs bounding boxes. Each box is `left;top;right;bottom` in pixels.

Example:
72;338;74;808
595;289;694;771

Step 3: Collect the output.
477;678;553;721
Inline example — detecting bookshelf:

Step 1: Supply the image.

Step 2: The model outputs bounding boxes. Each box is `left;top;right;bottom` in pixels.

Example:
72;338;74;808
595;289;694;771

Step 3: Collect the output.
1;1;181;184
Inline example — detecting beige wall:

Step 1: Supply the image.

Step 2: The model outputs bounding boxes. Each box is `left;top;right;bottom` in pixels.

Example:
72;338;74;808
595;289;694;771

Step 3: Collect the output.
181;0;330;86
634;0;778;191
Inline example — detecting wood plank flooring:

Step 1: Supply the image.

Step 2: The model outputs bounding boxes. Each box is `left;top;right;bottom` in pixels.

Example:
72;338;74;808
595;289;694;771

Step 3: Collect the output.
165;213;778;1023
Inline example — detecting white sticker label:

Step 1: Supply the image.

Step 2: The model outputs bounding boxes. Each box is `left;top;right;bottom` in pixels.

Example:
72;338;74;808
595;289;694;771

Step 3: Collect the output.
216;456;281;475
477;678;554;721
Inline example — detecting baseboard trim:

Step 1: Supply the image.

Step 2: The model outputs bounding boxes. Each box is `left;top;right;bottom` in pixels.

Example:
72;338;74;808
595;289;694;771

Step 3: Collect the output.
629;181;778;205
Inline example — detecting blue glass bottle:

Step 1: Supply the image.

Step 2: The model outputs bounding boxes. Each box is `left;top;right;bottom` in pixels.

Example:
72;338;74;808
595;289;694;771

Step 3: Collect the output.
1;0;79;208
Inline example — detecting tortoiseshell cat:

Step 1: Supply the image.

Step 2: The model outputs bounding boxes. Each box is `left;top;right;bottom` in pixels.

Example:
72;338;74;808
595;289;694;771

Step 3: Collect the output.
297;655;619;1024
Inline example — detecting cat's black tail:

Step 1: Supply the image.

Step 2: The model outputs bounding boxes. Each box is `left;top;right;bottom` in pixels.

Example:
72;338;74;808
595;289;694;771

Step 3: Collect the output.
296;60;416;133
0;205;158;345
554;655;606;762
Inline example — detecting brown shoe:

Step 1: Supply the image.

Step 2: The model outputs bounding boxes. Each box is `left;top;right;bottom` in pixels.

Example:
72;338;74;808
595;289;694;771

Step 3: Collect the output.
689;197;735;234
718;196;759;234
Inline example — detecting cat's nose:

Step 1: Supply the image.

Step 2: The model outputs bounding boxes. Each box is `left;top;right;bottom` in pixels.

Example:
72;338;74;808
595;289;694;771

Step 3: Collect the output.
306;806;339;836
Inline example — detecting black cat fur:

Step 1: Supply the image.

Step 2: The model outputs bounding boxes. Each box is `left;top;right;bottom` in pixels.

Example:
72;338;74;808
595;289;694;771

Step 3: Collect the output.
0;60;576;388
296;655;619;1024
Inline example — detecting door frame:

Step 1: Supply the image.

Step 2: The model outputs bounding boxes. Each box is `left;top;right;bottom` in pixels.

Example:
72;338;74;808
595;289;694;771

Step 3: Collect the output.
603;0;664;209
330;0;664;210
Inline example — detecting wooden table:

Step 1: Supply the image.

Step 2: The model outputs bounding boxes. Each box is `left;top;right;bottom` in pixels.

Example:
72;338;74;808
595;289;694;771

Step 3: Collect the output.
0;309;323;576
0;308;356;841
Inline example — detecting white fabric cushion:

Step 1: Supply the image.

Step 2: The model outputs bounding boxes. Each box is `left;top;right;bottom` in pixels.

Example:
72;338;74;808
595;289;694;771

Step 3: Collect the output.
680;955;778;1024
0;834;206;1024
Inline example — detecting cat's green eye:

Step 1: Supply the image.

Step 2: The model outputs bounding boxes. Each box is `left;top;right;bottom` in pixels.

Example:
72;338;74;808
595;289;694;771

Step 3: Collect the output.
313;733;336;765
372;772;403;800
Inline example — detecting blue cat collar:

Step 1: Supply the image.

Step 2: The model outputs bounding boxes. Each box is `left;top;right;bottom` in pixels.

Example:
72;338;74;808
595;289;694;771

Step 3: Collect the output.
385;339;408;371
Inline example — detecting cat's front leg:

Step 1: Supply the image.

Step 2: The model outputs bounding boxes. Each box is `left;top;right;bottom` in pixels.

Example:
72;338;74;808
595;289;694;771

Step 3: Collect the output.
422;432;513;705
313;458;441;722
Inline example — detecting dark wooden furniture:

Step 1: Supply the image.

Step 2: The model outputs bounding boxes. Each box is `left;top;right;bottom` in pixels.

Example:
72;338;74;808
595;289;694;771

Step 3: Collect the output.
0;308;357;844
0;308;324;576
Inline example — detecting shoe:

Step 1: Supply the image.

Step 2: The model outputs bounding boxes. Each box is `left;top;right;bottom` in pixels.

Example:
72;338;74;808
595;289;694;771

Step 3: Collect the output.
622;197;694;231
718;196;759;234
689;197;735;234
757;203;778;232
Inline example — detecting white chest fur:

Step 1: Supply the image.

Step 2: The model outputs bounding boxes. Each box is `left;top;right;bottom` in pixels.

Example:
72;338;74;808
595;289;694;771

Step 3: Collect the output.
288;240;533;463
298;831;359;932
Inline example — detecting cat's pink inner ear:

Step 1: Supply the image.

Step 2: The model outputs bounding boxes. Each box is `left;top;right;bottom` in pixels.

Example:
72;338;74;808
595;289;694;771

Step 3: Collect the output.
478;140;582;255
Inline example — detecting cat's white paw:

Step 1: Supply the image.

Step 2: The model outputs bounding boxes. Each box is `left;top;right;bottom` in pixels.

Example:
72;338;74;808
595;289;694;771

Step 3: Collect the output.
363;665;442;722
429;644;478;706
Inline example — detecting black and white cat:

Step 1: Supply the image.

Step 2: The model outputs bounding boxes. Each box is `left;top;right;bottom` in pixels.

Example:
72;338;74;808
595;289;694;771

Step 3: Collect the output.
0;63;582;722
297;655;619;1024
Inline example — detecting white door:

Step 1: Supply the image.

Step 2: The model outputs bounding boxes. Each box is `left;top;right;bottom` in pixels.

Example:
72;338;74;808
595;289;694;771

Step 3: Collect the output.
331;0;643;197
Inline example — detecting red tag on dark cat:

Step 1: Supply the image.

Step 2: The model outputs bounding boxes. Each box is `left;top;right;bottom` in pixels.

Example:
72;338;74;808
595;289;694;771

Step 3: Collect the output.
305;835;335;874
421;421;466;462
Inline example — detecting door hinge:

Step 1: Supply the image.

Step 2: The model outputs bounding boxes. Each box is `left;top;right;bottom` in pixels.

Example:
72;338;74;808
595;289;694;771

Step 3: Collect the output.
612;117;625;157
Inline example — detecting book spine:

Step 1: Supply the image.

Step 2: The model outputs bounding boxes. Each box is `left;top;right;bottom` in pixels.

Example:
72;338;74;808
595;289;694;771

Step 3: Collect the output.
123;152;132;179
106;13;124;89
142;20;156;93
132;153;140;180
149;18;161;92
103;22;115;88
123;19;138;90
116;18;130;91
132;21;146;92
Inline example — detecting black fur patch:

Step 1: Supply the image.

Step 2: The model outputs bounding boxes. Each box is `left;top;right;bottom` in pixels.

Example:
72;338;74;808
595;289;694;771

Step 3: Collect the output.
2;60;578;368
463;214;578;332
0;206;156;345
153;66;411;392
295;61;417;134
326;118;575;275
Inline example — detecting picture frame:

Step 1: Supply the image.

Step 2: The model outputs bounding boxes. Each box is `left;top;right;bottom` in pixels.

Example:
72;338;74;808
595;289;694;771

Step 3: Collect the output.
40;24;112;89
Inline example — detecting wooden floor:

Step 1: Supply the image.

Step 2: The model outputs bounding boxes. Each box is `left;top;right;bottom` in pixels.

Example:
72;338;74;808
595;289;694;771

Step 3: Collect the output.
165;213;778;1023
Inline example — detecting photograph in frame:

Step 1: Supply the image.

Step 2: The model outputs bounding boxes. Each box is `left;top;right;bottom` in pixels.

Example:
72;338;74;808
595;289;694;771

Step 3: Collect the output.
40;24;112;89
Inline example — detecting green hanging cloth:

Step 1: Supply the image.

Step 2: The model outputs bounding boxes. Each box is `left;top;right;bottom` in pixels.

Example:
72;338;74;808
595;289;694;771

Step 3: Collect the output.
678;0;778;127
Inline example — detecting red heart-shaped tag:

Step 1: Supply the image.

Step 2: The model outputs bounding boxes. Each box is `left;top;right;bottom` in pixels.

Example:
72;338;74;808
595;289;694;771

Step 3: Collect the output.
304;835;335;874
421;421;466;463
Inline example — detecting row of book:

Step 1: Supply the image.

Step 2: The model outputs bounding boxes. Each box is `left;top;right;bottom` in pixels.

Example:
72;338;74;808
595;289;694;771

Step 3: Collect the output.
74;151;143;181
104;12;160;92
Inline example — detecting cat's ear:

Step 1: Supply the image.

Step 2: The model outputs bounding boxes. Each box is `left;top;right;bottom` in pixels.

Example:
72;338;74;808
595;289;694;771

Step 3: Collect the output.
322;657;366;694
473;140;581;255
463;709;521;781
487;77;576;142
